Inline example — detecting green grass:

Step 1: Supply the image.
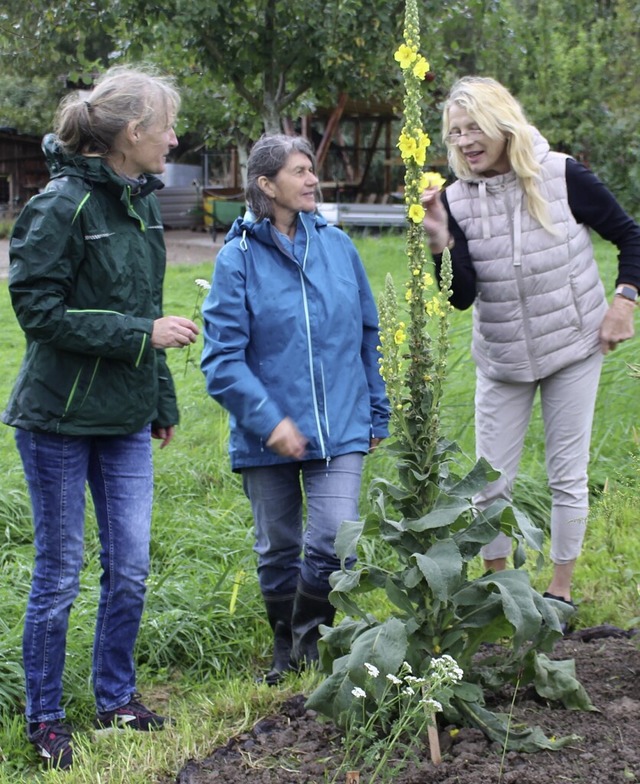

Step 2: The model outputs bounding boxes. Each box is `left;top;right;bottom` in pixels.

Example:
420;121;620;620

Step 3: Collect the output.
0;234;638;781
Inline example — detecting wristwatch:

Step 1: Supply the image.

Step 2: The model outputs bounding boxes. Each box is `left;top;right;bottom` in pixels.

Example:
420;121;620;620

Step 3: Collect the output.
614;284;638;303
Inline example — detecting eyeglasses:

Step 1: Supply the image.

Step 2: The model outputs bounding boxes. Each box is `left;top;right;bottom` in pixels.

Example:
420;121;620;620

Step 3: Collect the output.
445;129;485;143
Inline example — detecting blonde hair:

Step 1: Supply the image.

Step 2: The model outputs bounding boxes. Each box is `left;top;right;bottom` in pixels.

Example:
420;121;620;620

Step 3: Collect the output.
443;76;552;232
54;65;180;157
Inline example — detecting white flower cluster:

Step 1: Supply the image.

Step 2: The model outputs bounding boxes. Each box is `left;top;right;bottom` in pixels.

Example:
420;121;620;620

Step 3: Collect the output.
195;278;211;291
430;654;464;682
350;660;450;713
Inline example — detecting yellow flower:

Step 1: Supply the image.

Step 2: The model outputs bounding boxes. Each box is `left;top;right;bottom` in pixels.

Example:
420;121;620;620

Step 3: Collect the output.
422;272;433;287
420;171;446;190
398;132;417;160
412;55;429;80
426;298;443;317
405;288;412;301
394;328;406;345
394;44;417;69
408;203;425;223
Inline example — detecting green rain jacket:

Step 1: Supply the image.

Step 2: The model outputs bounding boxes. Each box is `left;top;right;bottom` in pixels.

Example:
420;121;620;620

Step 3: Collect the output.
2;134;178;435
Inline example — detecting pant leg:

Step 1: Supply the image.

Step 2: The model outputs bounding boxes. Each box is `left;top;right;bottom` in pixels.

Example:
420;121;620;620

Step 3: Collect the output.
241;462;304;599
87;427;153;713
16;429;90;724
539;351;603;564
300;453;364;594
474;370;538;561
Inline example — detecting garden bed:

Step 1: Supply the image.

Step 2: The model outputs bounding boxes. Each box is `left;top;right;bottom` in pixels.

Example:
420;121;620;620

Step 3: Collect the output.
173;630;639;784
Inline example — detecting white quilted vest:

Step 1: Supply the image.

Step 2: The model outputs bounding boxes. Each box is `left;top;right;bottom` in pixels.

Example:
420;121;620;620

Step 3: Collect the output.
446;132;606;382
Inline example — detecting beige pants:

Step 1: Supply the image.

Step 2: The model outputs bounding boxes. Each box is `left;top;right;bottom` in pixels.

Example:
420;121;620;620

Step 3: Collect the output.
474;351;603;564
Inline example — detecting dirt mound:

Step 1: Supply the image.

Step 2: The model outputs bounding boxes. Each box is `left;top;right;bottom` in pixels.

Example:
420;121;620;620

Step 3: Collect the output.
173;630;640;784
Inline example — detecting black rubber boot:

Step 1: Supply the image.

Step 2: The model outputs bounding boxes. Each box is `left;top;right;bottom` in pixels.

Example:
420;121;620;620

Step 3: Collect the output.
258;595;295;686
290;580;336;670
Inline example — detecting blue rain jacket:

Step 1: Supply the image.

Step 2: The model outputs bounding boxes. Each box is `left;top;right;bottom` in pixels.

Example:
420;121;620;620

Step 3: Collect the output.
200;210;390;469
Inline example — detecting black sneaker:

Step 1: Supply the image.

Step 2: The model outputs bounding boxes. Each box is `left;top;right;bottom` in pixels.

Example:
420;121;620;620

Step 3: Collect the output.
28;720;73;770
94;693;167;731
543;591;577;634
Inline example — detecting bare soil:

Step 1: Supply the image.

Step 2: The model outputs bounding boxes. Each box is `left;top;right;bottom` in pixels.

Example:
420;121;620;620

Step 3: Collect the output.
173;629;640;784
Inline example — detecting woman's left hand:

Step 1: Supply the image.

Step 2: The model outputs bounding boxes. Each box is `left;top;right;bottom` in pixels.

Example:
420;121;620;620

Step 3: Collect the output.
152;425;176;448
369;437;385;453
599;298;636;354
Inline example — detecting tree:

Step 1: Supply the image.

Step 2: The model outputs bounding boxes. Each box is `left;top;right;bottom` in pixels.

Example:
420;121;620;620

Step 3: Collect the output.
0;1;406;144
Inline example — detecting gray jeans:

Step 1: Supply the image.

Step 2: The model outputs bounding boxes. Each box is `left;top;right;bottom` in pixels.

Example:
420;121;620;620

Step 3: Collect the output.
474;350;603;563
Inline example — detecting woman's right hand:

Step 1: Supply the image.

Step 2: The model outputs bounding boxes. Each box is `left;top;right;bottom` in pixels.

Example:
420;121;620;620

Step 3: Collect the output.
421;186;450;252
152;316;199;348
266;417;307;459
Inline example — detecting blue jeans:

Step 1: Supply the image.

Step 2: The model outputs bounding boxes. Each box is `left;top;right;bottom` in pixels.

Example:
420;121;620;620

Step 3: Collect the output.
15;427;153;723
241;453;364;599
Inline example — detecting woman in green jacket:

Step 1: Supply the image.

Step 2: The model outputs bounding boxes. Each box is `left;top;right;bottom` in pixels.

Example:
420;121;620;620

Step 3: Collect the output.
3;66;199;770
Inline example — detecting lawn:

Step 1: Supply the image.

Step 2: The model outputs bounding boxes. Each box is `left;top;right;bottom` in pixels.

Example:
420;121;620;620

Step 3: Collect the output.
0;232;638;782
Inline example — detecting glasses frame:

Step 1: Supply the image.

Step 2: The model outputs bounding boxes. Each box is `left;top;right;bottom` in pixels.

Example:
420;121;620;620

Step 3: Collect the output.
445;128;485;144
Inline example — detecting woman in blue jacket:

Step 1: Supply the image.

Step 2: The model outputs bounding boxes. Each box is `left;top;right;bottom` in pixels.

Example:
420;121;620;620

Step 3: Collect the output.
201;134;390;684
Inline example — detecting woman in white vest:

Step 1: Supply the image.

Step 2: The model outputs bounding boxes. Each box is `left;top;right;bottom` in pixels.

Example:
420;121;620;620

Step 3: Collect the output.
422;76;640;623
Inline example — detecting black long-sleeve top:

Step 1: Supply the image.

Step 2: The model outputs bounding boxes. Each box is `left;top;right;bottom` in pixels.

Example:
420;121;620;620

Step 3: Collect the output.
434;158;640;310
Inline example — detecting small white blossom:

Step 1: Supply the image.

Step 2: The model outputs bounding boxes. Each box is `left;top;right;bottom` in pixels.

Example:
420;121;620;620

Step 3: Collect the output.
420;697;442;712
404;674;427;684
351;687;367;699
386;673;402;685
431;654;464;682
402;686;415;696
401;661;413;674
364;662;380;678
195;278;211;290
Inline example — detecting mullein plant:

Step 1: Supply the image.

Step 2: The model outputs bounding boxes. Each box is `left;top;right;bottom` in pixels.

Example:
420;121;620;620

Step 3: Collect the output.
306;0;593;761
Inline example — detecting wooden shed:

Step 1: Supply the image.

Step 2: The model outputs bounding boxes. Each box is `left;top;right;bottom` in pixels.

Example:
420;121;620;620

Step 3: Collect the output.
0;130;49;217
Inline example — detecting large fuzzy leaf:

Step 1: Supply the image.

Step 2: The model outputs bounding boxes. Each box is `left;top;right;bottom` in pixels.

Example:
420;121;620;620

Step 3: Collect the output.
533;653;596;710
455;698;578;752
412;539;463;601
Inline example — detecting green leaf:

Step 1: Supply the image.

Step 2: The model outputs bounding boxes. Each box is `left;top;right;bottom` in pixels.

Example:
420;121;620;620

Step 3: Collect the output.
335;518;365;563
533;653;597;711
305;656;358;721
346;617;407;673
404;497;473;532
413;539;463;601
455;698;577;752
385;575;417;615
446;457;500;498
454;571;544;648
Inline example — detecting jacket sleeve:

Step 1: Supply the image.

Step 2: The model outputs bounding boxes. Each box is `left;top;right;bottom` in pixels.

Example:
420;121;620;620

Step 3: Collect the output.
431;190;477;310
200;245;284;441
153;348;179;428
8;189;154;362
347;240;391;439
566;158;640;289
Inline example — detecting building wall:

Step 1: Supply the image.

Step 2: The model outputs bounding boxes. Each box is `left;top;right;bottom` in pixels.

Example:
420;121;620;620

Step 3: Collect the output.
0;131;49;216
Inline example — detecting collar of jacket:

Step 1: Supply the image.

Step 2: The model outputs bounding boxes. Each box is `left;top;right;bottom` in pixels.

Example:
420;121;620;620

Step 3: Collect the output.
224;209;328;248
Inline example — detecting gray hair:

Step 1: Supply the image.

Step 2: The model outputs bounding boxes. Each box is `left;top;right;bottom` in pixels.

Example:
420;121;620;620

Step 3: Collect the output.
54;65;180;156
246;134;320;221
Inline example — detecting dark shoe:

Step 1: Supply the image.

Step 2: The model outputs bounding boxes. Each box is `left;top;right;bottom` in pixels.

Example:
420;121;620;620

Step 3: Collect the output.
290;579;336;669
543;592;577;634
94;693;167;731
28;720;73;770
259;595;295;687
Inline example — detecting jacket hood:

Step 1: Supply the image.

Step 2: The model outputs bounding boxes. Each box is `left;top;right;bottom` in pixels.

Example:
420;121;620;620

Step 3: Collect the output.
223;208;329;248
41;133;164;197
